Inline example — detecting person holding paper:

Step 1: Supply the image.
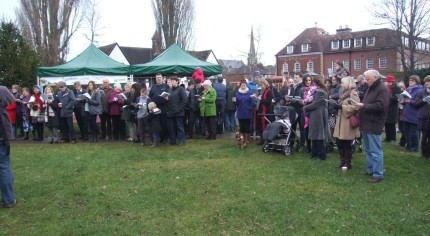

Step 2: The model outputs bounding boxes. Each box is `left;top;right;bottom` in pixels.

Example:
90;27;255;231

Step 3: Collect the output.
401;75;424;152
384;75;401;143
43;86;59;144
234;80;253;147
20;87;33;141
108;83;125;141
28;85;45;141
415;75;430;159
57;81;77;143
164;76;187;145
85;81;103;143
73;81;88;141
199;80;217;140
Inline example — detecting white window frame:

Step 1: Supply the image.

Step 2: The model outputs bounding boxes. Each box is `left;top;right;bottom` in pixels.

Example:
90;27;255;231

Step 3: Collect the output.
287;45;294;54
307;61;314;72
379;57;387;68
294;62;301;72
332;61;337;70
331;41;339;49
282;63;289;73
342;60;349;71
354;38;362;47
342;39;350;48
404;36;409;47
354;59;361;71
366;59;374;69
366;36;375;46
301;44;309;52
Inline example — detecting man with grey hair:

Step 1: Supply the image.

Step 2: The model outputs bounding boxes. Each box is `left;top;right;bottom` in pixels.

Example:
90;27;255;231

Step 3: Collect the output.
355;69;389;183
73;81;88;141
0;85;17;207
57;81;77;143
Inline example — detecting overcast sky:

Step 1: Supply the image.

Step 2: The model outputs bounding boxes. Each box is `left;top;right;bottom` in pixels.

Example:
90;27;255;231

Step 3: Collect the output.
1;0;387;65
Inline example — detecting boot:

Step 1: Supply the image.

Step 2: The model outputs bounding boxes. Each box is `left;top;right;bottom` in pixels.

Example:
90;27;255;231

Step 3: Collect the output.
38;124;44;141
344;148;353;169
32;129;37;141
151;139;159;148
337;149;345;168
241;133;247;149
21;132;29;140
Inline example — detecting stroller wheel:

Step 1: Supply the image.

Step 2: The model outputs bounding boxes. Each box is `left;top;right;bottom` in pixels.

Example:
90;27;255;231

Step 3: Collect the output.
262;143;270;153
282;146;291;156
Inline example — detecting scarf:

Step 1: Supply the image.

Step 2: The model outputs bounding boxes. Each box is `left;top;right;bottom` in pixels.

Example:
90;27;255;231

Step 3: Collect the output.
33;93;45;113
238;87;249;94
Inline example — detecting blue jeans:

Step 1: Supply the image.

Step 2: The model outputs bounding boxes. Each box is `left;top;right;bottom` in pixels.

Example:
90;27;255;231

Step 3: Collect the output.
403;121;419;152
0;142;15;205
168;116;185;144
224;111;236;130
362;132;384;178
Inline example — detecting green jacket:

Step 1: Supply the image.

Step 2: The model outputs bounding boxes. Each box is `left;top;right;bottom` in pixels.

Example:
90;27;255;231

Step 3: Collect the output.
199;87;217;117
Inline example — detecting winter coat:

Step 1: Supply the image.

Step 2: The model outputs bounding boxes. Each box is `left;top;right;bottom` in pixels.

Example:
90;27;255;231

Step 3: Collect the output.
166;85;187;117
333;90;360;140
44;100;59;128
225;85;237;112
290;82;304;113
108;91;125;116
100;86;114;113
304;87;330;140
149;83;169;114
57;88;76;117
121;91;134;121
359;79;390;135
6;101;17;125
200;87;217;117
147;109;161;133
188;86;204;112
213;82;227;101
386;84;401;124
86;91;103;115
0;86;14;141
402;85;424;124
235;88;253;119
415;88;430;121
257;87;274;120
28;94;45;118
192;68;205;84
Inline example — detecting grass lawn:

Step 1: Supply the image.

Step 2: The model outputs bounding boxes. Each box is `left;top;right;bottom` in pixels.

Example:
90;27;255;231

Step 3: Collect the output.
1;137;429;235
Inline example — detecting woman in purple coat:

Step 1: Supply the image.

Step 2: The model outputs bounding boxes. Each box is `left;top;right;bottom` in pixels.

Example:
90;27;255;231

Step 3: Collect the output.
415;75;430;159
234;80;254;148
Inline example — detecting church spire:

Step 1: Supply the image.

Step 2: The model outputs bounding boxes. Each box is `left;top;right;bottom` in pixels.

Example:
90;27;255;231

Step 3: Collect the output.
248;27;257;66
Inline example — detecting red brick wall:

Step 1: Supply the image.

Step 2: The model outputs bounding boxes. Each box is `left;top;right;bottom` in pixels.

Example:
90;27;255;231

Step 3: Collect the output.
276;54;322;77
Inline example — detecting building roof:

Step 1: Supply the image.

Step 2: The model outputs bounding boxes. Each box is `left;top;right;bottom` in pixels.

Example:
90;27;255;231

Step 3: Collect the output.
219;59;246;69
276;27;403;56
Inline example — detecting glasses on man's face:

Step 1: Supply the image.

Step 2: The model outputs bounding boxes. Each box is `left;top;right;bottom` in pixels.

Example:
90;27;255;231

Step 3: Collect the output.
103;81;109;84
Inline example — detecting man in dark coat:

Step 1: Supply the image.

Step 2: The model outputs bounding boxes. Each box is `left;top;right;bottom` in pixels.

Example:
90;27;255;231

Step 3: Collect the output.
384;75;401;143
57;81;77;143
149;73;170;142
165;76;187;145
100;78;114;140
289;72;305;151
213;77;227;134
356;70;390;183
73;81;88;141
0;86;17;208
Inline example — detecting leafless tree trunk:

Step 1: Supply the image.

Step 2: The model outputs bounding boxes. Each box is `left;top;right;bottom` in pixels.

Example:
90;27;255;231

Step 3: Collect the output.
83;0;104;45
151;0;195;50
16;0;86;66
370;0;430;75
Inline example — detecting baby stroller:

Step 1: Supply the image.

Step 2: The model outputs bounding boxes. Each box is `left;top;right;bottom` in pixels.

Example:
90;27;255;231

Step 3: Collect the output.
260;106;298;156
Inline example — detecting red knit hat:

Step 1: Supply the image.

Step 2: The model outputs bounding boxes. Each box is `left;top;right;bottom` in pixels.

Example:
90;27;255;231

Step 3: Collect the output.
385;75;395;83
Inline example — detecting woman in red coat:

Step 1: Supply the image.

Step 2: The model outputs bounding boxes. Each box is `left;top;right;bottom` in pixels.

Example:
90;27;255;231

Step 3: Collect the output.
6;100;17;139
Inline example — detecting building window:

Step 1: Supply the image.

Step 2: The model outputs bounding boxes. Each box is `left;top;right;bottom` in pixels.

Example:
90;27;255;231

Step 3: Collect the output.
354;59;361;71
287;45;294;54
301;44;309;52
404;36;409;47
307;62;314;72
426;43;430;52
366;59;374;69
343;39;350;48
294;62;301;72
282;63;289;73
366;36;375;46
332;61;337;70
379;57;387;68
354;38;362;47
331;41;339;49
342;60;349;70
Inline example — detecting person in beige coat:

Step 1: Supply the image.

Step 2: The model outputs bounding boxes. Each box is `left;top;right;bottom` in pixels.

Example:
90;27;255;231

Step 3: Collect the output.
331;76;361;169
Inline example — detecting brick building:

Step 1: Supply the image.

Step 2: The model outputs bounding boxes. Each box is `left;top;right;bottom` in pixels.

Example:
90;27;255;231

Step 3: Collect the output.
276;27;430;79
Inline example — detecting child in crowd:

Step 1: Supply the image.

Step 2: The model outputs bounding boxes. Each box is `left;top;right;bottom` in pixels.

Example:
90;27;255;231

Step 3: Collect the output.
28;85;45;141
136;87;150;146
20;87;33;140
303;85;317;128
147;102;161;147
43;86;59;144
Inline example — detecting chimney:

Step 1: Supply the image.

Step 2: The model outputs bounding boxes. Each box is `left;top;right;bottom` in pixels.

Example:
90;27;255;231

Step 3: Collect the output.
336;25;352;34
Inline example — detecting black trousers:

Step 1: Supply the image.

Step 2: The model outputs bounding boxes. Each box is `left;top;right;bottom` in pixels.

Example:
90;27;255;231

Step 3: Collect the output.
384;122;397;142
100;112;112;139
86;112;98;138
60;116;75;142
311;140;326;160
205;116;216;138
74;109;88;139
421;129;430;157
238;119;251;134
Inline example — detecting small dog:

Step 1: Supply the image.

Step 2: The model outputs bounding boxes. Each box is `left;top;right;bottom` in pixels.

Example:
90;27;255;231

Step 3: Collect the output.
235;132;245;149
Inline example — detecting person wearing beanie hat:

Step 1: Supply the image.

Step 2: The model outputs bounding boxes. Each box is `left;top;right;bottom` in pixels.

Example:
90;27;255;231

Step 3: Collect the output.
57;81;77;143
384;75;401;143
0;85;17;208
192;67;205;84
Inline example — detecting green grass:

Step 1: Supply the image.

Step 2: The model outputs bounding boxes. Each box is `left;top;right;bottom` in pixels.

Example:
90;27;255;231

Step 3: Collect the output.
1;138;429;235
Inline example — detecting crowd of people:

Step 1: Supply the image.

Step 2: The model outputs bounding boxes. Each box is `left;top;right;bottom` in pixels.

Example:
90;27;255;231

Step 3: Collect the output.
1;66;430;201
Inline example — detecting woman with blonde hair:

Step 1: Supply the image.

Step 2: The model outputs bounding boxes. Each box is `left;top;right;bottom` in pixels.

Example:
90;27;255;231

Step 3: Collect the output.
43;86;59;144
331;76;360;168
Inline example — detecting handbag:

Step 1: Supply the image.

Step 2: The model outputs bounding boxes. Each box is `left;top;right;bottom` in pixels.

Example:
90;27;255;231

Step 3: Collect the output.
349;112;360;128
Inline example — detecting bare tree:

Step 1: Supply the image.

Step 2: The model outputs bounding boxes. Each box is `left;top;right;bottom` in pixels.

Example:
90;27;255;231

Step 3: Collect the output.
16;0;86;66
83;0;104;45
370;0;430;75
151;0;195;50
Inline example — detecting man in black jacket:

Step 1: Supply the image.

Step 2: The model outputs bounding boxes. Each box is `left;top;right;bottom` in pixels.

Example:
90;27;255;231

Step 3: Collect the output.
73;81;88;140
149;73;170;142
289;72;305;151
356;69;389;183
164;76;187;145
